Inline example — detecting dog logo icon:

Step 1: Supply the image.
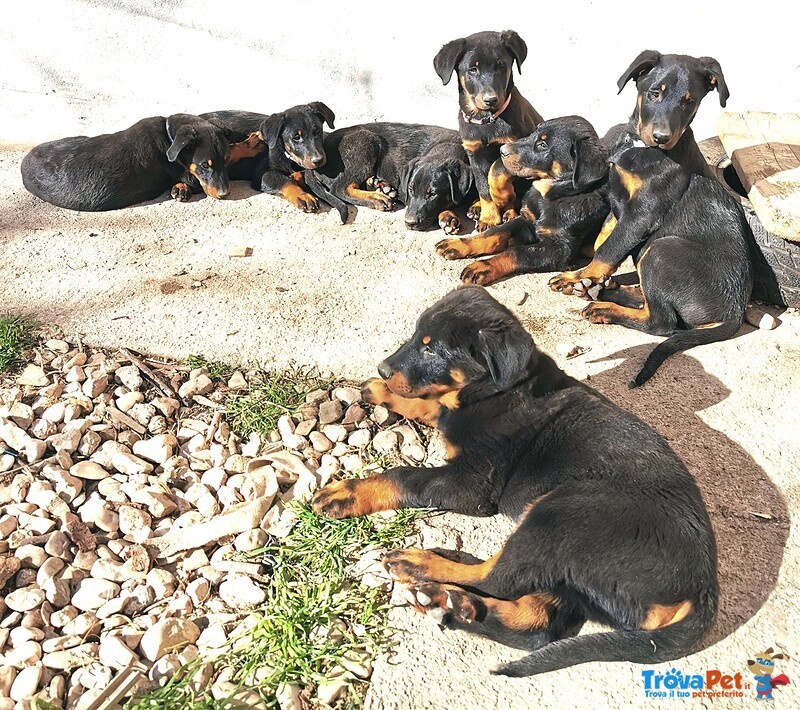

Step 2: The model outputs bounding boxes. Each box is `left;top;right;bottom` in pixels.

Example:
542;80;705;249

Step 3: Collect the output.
747;648;791;700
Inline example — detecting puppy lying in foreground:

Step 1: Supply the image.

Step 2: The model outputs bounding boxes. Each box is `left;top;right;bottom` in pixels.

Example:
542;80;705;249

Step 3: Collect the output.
312;286;717;675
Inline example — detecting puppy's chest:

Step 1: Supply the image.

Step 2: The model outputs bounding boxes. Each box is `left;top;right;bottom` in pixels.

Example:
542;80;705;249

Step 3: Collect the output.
459;119;517;152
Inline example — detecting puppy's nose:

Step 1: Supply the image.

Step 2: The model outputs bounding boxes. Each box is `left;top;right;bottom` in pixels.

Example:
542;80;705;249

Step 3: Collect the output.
483;94;498;107
405;216;419;230
311;155;325;167
377;361;393;380
652;131;671;145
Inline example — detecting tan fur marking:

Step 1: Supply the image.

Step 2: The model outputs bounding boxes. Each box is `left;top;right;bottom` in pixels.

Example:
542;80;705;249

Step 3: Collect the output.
462;139;484;153
615;165;644;199
593;214;618;251
493;593;560;631
641;600;693;630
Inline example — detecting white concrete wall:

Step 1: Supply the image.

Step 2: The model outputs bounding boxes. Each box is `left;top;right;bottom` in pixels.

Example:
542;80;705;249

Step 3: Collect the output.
2;0;798;144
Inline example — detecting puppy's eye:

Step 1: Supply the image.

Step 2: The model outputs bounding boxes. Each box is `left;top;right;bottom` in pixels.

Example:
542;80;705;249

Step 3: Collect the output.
535;140;547;151
292;134;302;143
426;188;435;197
420;344;435;358
468;66;479;75
647;89;660;100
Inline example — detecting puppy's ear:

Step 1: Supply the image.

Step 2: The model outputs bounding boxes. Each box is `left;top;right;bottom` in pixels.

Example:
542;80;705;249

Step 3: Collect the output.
446;160;474;204
500;30;527;72
697;56;729;107
259;113;286;147
617;50;662;93
308;102;335;129
571;136;608;190
166;124;197;163
434;38;466;85
477;324;534;390
203;116;236;142
399;157;419;202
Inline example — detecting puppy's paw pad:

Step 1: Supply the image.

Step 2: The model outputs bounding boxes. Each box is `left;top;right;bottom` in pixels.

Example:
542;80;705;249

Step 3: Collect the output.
410;583;480;626
438;211;461;235
171;183;192;202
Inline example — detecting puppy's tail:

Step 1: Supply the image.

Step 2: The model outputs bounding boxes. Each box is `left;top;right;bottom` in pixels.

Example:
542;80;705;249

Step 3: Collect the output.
631;320;741;388
495;592;716;677
303;170;348;223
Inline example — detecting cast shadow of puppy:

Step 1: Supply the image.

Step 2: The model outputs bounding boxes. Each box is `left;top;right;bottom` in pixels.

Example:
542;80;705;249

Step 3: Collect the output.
586;343;789;645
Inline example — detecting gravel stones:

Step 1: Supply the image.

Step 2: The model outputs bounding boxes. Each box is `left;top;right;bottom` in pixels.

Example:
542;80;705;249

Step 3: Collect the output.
0;338;435;707
139;618;200;662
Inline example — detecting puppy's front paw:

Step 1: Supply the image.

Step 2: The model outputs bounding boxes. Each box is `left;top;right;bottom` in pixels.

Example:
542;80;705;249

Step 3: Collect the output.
438;210;461;235
460;260;499;285
171;182;192;202
290;191;319;213
361;377;391;406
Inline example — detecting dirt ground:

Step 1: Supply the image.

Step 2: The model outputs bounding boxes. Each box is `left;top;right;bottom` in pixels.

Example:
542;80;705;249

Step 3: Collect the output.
2;143;799;708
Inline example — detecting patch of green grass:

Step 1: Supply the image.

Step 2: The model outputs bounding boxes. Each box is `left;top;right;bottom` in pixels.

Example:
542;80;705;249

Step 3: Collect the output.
225;369;334;438
186;354;234;381
126;500;417;709
0;315;37;372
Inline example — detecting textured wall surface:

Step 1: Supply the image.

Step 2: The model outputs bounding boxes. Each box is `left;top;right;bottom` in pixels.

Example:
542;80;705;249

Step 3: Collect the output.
3;0;799;143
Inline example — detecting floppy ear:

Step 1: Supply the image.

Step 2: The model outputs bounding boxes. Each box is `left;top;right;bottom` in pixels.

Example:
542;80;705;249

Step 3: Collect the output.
433;38;466;85
571;136;608;190
500;30;527;72
446;160;474;204
477;324;534;390
617;50;662;93
698;56;729;107
166;125;197;163
203;116;236;141
308;101;335;129
772;653;788;660
399;158;419;202
259;113;287;148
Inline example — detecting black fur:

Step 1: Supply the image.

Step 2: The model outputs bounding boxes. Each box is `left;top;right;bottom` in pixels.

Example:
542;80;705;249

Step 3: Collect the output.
435;116;610;284
312;286;718;675
21;114;235;211
604;50;729;178
434;30;543;230
551;144;752;386
204;103;335;212
304;122;474;231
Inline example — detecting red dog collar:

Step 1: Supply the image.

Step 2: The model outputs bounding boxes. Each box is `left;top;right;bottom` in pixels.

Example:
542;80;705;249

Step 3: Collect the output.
462;92;513;125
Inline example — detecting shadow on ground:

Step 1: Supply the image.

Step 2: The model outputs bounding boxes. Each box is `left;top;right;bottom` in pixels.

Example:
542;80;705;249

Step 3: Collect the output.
586;344;789;646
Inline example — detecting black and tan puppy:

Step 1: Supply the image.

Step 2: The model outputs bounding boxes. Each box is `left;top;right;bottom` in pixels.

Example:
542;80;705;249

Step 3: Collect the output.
20;113;250;211
206;103;335;212
435;116;610;285
434;30;543;230
311;286;718;675
304;123;473;232
549;143;752;386
605;50;729;177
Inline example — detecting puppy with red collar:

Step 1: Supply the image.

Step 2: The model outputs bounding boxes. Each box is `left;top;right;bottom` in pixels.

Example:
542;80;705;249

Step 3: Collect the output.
434;30;544;231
